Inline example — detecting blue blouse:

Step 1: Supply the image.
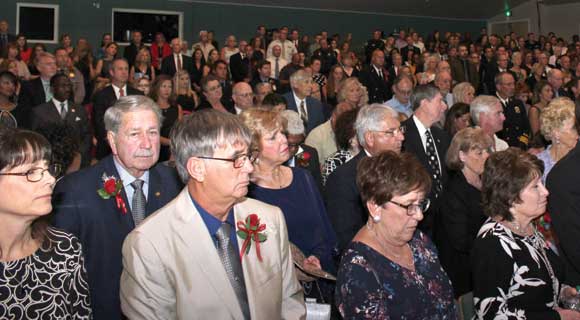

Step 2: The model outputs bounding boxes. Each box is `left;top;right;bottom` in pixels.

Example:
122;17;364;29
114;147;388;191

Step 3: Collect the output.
248;167;337;272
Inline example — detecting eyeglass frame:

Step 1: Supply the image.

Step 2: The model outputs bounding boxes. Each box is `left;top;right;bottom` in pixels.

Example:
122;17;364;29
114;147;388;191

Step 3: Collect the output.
195;151;259;168
372;126;406;137
387;198;431;216
0;164;62;182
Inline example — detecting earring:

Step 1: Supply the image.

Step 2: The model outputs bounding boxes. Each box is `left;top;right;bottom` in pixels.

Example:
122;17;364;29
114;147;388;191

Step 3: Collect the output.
372;215;381;223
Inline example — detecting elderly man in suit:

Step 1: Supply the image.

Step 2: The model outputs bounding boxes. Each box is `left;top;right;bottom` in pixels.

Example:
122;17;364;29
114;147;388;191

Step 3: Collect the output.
402;84;450;236
120;109;305;319
92;58;143;159
283;69;325;135
19;52;58;128
52;95;182;319
359;49;391;104
161;38;194;78
30;73;91;167
325;104;404;252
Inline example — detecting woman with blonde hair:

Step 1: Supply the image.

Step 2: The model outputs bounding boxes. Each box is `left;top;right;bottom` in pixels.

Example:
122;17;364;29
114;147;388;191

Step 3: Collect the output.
336;77;368;109
452;82;475;105
129;47;155;83
173;70;199;113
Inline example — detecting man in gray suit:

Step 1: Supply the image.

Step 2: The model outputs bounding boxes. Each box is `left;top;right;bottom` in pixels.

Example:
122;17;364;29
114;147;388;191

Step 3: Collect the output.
120;110;305;320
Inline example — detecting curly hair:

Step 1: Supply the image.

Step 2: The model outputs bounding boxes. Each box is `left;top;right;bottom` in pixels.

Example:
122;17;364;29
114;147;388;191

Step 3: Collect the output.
540;97;575;141
481;148;544;221
357;151;431;205
35;122;80;177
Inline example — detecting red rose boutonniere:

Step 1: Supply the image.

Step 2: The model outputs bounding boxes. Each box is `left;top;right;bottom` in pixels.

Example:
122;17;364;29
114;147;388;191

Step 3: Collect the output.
97;173;127;215
236;214;267;262
296;151;311;168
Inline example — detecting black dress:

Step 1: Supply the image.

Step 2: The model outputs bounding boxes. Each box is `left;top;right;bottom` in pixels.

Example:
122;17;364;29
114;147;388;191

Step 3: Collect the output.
159;104;179;162
472;219;564;319
435;171;486;297
0;227;92;319
176;94;196;113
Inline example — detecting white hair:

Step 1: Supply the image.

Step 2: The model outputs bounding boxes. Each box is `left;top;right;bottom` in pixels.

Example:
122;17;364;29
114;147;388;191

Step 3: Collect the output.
279;110;305;135
355;104;398;148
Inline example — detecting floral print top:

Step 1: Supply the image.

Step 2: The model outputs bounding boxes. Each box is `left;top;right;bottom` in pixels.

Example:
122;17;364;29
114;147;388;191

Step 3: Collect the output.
472;219;563;320
335;231;457;319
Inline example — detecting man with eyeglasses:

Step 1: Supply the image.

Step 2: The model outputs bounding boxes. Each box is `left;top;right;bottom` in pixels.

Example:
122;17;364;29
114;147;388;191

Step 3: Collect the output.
231;82;254;115
325;103;405;253
52;95;182;320
119;109;305;319
402;84;451;237
385;75;414;117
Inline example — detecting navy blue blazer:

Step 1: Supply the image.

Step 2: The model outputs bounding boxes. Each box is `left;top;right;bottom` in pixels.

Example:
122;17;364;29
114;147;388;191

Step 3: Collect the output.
283;91;326;135
51;155;182;320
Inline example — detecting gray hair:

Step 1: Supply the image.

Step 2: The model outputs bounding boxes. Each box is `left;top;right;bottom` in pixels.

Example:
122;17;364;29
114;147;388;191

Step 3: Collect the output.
104;95;163;133
290;69;311;87
452;82;475;104
279;110;305;135
254;82;272;94
410;84;440;111
170;109;251;183
355;104;398;149
470;95;500;125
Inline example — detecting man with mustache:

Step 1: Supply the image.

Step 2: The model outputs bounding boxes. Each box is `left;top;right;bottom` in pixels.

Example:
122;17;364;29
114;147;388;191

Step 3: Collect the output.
52;95;182;319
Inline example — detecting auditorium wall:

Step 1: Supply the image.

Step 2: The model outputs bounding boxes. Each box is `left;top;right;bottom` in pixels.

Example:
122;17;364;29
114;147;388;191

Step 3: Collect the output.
0;0;484;52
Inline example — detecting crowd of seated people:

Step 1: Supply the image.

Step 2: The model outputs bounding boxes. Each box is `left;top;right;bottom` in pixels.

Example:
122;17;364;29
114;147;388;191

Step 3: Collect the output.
3;16;580;319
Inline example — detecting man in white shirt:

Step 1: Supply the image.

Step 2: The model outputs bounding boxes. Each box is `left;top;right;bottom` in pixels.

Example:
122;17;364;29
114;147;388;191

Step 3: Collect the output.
470;95;508;151
266;45;288;80
266;28;297;62
231;82;253;115
191;30;216;61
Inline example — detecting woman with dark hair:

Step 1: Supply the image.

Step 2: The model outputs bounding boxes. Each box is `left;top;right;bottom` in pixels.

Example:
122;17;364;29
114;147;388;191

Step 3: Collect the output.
322;108;359;185
1;42;30;80
326;65;344;106
335;151;457;319
149;75;182;162
444;102;471;137
36;122;81;176
190;48;205;92
15;34;31;64
436;127;492;298
27;43;46;77
473;148;580;320
95;42;118;86
202;49;219;77
249;36;265;63
60;33;74;55
0;71;20;128
529;80;554;137
96;32;112;60
261;93;287;112
0;127;91;318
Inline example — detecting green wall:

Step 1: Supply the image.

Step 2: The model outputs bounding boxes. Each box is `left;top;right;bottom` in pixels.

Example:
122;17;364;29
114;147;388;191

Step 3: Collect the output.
0;0;485;52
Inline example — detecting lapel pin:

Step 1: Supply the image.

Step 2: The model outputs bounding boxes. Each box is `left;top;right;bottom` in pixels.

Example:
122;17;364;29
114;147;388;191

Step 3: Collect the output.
155;192;161;197
71;108;76;113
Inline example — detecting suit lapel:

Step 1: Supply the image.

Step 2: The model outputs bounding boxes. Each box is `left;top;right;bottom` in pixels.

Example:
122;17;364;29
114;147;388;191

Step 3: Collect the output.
102;156;135;230
46;101;62;121
402;118;429;165
172;190;243;318
145;166;163;215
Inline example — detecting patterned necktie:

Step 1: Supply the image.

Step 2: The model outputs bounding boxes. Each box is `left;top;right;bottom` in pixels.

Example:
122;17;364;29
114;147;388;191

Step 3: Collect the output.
119;87;125;97
299;100;308;125
425;130;443;198
177;55;182;71
216;223;251;319
60;102;67;119
130;179;146;226
274;58;280;79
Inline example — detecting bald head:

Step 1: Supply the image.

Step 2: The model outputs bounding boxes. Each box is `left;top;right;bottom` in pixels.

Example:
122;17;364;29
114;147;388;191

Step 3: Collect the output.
548;68;564;91
232;82;254;110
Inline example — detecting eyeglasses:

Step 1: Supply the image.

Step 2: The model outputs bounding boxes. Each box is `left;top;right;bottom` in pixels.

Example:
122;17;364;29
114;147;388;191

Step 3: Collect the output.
235;92;254;98
374;126;406;137
196;151;259;168
388;198;431;215
0;164;62;182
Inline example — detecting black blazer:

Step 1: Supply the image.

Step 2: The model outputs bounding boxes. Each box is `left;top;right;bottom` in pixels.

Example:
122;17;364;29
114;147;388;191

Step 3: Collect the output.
402;117;451;235
547;143;580;286
359;65;392;103
282;92;325;135
229;52;251;83
92;85;143;159
160;54;194;77
30;100;92;167
18;78;47;128
497;97;530;150
287;144;323;193
435;171;486;298
324;151;367;253
400;45;420;62
52;156;182;320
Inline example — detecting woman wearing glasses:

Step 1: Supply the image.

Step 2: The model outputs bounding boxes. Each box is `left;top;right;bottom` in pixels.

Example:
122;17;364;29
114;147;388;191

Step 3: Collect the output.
335;151;457;319
0;127;91;318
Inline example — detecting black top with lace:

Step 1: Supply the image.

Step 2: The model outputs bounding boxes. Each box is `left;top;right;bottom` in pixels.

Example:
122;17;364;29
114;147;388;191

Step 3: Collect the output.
0;227;92;319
